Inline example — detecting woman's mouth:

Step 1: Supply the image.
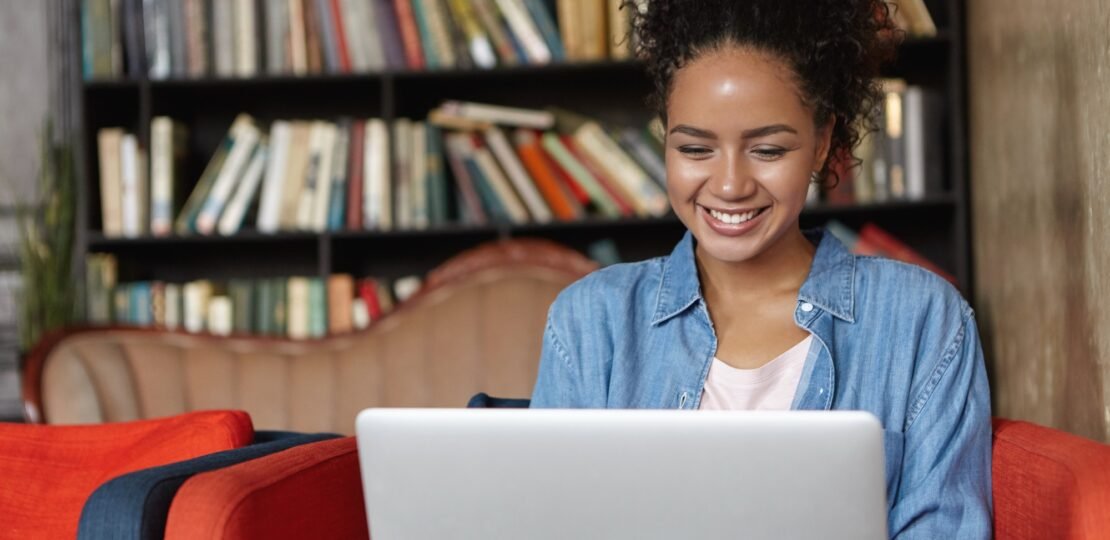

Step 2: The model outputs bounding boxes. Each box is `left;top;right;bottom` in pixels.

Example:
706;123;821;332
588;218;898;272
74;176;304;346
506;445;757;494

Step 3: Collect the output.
699;204;770;236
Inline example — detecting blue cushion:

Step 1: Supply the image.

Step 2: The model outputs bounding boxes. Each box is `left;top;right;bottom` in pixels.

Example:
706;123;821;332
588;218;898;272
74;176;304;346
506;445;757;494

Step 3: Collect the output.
467;393;531;408
76;430;339;540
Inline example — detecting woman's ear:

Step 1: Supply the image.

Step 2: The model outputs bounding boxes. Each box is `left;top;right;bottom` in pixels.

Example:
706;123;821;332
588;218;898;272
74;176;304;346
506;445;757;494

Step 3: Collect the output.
814;116;835;170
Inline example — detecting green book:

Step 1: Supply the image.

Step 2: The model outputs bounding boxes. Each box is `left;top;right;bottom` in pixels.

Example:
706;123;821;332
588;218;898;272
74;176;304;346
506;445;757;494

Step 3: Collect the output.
410;0;441;68
308;278;327;338
272;278;288;336
254;279;273;335
426;124;449;224
229;279;253;335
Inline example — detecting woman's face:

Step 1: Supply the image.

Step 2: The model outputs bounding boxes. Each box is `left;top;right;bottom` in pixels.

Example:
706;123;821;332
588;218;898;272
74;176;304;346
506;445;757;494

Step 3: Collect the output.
665;47;831;265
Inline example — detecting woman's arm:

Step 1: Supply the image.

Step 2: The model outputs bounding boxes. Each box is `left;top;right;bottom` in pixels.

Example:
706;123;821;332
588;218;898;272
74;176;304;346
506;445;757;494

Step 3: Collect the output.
889;309;993;539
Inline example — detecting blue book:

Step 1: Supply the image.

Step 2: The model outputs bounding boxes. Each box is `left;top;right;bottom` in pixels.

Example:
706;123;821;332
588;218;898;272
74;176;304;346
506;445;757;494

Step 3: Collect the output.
410;0;441;68
130;282;153;326
328;121;351;231
463;156;510;223
522;0;565;61
314;0;340;72
426;125;449;224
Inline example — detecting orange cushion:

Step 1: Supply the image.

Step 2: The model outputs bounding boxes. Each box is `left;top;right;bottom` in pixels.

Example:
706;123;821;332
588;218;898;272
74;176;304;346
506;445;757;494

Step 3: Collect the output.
0;410;253;539
992;418;1110;540
165;437;367;539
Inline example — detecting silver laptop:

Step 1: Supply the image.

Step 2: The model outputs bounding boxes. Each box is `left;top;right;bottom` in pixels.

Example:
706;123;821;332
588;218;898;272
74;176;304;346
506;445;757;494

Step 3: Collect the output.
355;409;887;540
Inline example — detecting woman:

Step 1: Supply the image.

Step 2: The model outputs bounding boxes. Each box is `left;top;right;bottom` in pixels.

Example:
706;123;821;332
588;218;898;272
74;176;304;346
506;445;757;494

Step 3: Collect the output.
530;1;992;538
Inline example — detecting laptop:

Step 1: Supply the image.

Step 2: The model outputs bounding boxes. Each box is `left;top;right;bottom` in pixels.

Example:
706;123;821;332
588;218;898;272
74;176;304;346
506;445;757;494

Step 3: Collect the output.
355;409;887;540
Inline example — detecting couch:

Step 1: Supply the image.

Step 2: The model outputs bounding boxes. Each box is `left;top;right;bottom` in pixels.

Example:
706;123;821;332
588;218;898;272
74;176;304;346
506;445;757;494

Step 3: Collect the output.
22;239;597;433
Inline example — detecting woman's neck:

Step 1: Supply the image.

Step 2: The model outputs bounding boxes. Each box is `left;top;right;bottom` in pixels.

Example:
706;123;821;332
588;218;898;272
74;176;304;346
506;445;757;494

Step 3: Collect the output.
696;226;817;304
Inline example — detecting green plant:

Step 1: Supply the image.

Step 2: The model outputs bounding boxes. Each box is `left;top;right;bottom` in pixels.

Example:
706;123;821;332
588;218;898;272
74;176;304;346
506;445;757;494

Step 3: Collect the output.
16;120;78;350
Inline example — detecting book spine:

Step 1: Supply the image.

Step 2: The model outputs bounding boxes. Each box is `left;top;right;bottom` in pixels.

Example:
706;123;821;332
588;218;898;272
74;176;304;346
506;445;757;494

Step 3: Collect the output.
122;0;147;77
616;127;666;188
257;121;292;232
472;0;519;65
218;142;269;235
288;0;308;74
195;120;262;234
512;129;580;220
308;278;328;337
425;124;449;224
472;138;529;223
577;122;669;216
446;0;496;69
392;0;426;69
177;116;250;234
410;0;441;68
442;132;489;225
564;133;635;217
327;274;354;334
287;277;310;339
346;120;366;230
410;121;429;228
313;0;339;72
150;117;172;235
266;0;288;73
393;119;413;228
372;0;407;69
97;128;125;236
522;0;564;61
439;100;554;129
310;122;339;232
119;133;142;237
303;0;325;73
330;0;354;72
556;0;581;61
364;118;392;230
606;0;630;60
541;132;620;217
422;0;457;68
164;282;181;329
213;0;235;76
327;121;350;231
495;0;550;64
484;126;551;221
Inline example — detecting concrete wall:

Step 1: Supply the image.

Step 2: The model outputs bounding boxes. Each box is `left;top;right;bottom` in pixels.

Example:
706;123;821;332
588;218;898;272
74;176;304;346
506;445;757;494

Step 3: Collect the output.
968;0;1110;441
0;1;50;204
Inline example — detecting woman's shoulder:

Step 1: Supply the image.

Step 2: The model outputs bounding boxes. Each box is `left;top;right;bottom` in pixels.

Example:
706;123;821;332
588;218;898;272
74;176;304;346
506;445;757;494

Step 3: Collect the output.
549;257;666;317
852;254;972;320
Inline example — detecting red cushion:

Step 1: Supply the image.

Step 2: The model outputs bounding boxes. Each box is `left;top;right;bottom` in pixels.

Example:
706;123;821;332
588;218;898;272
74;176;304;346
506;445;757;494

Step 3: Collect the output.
165;437;367;540
0;410;253;539
992;418;1110;540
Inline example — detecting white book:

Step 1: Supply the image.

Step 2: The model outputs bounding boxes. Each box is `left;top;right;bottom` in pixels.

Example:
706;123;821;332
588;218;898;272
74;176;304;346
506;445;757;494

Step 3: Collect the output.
213;0;235;77
234;0;257;76
287;277;310;340
311;123;338;232
484;126;551;222
410;122;429;228
297;122;329;230
183;280;213;333
97;128;125;237
438;101;554;129
358;0;386;70
393;119;413;229
352;298;370;330
206;296;233;336
144;0;171;78
265;0;289;73
120;134;144;237
257;121;292;232
474;145;529;223
150;117;174;236
496;0;551;64
164;283;181;330
195;121;261;234
364;118;391;230
219;142;268;235
903;86;926;201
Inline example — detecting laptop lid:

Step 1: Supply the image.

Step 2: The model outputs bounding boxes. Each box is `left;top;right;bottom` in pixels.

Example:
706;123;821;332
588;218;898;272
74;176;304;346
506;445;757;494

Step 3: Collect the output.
356;409;887;540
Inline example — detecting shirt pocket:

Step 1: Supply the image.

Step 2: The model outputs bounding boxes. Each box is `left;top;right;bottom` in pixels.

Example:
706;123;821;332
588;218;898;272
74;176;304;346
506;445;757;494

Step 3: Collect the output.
882;429;905;508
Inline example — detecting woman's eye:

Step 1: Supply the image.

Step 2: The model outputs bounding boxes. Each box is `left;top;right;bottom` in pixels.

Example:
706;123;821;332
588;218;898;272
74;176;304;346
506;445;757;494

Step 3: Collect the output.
678;146;712;157
752;147;786;160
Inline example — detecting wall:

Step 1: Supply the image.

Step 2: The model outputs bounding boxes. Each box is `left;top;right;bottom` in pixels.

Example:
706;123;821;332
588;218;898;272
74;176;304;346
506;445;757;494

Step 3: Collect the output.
968;0;1109;441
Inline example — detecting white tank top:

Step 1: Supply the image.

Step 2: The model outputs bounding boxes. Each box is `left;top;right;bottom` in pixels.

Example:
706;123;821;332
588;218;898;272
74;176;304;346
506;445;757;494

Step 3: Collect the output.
698;336;812;410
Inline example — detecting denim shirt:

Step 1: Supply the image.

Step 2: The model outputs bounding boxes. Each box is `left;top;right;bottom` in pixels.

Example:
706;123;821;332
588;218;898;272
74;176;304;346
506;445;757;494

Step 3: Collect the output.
531;229;992;539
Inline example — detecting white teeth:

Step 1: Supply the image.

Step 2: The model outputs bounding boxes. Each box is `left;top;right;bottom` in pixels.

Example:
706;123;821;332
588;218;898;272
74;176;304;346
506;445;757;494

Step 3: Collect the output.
708;208;760;225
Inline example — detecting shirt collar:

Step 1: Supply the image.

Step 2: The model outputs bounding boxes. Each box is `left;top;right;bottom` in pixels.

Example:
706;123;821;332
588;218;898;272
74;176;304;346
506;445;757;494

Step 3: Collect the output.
651;228;856;326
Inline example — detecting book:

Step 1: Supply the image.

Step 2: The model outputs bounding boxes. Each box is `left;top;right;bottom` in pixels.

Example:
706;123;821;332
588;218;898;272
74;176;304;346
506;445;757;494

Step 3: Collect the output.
437;101;555;129
446;0;497;69
207;296;233;336
119;133;146;237
235;0;259;76
541;132;620;218
164;282;181;329
425;124;450;224
484;126;551;222
495;0;551;64
229;279;254;334
308;278;327;337
410;0;441;68
257;121;293;232
410;121;430;228
346;120;366;230
393;0;426;69
279;122;312;229
473;0;520;65
327;120;351;231
218;141;269;235
512;129;581;220
372;0;407;69
442;131;489;224
97;128;125;236
327;274;354;334
289;0;309;74
573;120;669;216
176;115;252;234
183;280;213;333
266;0;290;73
287;276;311;339
364;118;392;230
522;0;565;61
471;135;530;223
195;117;262;234
150;117;187;236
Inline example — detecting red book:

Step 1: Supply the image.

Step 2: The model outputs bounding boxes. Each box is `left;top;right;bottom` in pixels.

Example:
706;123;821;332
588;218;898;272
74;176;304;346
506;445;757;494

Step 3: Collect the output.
860;223;958;285
537;143;589;206
392;0;426;69
329;0;353;73
346;121;365;230
358;278;383;320
513;130;581;220
561;135;635;218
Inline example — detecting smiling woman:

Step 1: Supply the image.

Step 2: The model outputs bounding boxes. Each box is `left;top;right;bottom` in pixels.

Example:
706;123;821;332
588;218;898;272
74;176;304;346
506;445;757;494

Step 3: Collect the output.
530;1;993;539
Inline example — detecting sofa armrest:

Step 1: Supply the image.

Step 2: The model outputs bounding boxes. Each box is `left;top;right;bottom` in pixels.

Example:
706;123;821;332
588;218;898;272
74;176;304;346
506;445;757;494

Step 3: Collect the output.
164;437;367;539
77;431;338;540
992;418;1110;539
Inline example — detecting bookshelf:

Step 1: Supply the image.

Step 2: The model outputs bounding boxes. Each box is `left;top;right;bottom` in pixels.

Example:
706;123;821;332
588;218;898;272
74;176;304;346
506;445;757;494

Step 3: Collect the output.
75;0;972;315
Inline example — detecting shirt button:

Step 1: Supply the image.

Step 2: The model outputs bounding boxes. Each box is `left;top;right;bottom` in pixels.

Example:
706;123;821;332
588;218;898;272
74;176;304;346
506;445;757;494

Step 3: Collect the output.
800;302;814;312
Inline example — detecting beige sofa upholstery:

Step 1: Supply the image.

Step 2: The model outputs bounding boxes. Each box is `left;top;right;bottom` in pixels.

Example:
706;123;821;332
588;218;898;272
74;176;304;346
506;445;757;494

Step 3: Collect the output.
23;240;596;434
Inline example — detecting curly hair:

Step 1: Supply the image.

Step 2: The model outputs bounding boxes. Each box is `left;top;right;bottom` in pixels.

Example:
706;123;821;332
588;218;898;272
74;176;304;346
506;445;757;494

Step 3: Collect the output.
627;0;900;184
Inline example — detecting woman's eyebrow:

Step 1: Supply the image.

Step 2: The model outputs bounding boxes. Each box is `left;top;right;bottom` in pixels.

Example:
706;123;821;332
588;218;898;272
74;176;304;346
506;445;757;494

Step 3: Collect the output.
668;124;798;140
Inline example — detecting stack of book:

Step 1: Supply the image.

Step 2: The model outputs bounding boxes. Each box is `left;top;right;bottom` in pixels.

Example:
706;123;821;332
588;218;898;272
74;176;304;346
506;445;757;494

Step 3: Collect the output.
821;79;945;206
95;101;668;237
82;0;641;79
86;253;421;338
